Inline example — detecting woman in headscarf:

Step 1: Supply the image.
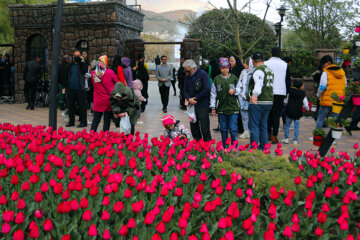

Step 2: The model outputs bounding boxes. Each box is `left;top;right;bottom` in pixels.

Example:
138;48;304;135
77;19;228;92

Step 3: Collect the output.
133;54;150;112
90;55;118;132
238;57;254;139
229;55;244;78
230;55;245;133
111;55;126;86
121;57;133;89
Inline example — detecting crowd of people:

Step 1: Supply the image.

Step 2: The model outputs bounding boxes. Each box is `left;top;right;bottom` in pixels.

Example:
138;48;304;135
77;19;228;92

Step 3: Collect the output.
19;46;357;149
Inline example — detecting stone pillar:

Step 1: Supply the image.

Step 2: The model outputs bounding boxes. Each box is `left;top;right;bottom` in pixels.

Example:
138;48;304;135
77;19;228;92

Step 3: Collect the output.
181;38;200;65
315;49;336;64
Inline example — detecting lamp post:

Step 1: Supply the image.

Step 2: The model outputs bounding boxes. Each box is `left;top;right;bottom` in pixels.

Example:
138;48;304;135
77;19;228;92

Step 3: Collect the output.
276;5;288;49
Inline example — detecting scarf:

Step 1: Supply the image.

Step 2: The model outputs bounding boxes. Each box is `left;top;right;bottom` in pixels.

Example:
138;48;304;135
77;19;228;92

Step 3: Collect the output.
95;55;108;79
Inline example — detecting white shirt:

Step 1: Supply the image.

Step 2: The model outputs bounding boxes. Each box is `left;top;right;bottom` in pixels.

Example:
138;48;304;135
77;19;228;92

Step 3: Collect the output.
264;57;288;96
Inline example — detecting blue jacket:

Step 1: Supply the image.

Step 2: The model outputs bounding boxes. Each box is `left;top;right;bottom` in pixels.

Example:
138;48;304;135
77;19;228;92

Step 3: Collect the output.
184;68;211;109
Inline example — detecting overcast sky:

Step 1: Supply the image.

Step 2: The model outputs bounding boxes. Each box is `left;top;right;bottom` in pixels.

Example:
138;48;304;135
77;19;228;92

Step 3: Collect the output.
135;0;284;24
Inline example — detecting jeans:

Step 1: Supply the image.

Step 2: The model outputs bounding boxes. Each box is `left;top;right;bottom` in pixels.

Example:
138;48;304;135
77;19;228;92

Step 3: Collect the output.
218;114;238;148
241;110;249;131
190;107;212;141
316;106;338;129
91;111;112;132
284;117;300;141
159;85;170;109
249;104;272;150
268;95;285;136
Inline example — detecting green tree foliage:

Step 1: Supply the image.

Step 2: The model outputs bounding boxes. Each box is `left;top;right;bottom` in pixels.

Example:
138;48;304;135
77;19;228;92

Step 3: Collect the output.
282;0;359;50
0;0;56;44
186;9;276;61
282;30;306;50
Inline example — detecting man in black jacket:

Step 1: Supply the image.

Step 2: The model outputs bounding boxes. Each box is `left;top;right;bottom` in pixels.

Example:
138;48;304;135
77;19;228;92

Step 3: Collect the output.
58;55;71;110
62;51;88;128
24;55;42;110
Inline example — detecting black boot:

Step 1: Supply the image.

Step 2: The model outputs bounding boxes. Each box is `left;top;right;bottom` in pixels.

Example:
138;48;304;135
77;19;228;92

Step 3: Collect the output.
26;104;30;110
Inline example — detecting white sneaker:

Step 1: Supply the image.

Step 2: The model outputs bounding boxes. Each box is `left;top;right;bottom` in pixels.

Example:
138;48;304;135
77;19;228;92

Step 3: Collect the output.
332;141;336;145
61;112;69;123
281;138;289;144
293;140;298;145
88;112;94;116
289;125;294;131
137;120;144;124
239;130;250;139
309;137;313;141
87;120;92;125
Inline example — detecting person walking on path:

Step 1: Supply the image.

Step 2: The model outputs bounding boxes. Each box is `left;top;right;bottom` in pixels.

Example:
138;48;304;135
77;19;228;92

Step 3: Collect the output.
133;54;150;112
24;55;42;110
155;55;161;67
110;82;140;136
238;57;253;139
210;57;241;148
183;59;212;142
281;79;309;145
247;53;274;150
177;57;187;110
63;51;88;128
156;56;173;113
265;47;291;144
90;56;118;132
58;55;71;110
121;57;133;89
315;55;346;129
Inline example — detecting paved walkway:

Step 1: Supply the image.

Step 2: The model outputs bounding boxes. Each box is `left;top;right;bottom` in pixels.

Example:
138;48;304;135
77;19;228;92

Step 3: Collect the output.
0;81;359;156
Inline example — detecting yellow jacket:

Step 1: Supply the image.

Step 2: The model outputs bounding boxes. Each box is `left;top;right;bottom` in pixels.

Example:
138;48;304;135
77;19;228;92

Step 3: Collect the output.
320;65;346;107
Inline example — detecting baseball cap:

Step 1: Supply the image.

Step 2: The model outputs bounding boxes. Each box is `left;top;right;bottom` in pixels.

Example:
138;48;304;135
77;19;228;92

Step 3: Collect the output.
252;52;263;60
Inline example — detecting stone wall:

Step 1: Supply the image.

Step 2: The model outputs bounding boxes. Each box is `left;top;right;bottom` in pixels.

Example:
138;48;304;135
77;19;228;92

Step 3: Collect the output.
9;0;143;102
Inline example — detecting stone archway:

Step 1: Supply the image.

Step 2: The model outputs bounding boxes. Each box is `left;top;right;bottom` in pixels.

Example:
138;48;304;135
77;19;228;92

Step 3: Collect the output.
125;38;200;66
26;34;48;73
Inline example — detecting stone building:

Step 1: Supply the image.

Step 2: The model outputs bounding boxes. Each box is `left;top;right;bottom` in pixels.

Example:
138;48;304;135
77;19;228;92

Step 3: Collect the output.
9;0;144;102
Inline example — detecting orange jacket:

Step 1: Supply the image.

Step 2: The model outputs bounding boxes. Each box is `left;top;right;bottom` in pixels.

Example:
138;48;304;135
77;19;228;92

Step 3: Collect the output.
320;65;346;107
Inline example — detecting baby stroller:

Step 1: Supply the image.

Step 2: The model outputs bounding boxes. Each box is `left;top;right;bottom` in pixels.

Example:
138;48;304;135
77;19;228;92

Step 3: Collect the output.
0;66;15;104
35;79;50;107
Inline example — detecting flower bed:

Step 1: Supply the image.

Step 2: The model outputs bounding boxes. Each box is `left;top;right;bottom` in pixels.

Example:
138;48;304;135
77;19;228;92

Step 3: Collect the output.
0;123;360;239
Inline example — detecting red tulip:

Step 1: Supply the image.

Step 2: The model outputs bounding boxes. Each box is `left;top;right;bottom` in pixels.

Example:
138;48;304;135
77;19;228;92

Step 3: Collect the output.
2;222;10;234
88;224;97;237
3;210;14;222
315;227;323;236
62;234;71;240
170;232;179;240
35;209;43;219
43;219;53;231
103;229;111;240
114;201;124;213
119;225;128;236
101;209;110;221
282;226;293;239
155;221;166;233
218;218;227;229
152;234;162;240
242;219;253;231
80;197;88;209
14;212;24;224
13;229;24;240
21;181;30;191
82;209;92;221
29;224;39;239
178;217;188;228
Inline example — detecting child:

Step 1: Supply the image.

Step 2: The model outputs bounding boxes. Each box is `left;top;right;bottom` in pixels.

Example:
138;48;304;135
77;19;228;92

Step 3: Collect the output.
132;79;146;124
281;79;309;145
210;57;241;148
163;115;192;140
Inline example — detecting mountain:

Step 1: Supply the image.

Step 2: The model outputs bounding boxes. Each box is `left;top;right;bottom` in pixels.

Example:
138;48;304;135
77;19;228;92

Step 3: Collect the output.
142;9;195;40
